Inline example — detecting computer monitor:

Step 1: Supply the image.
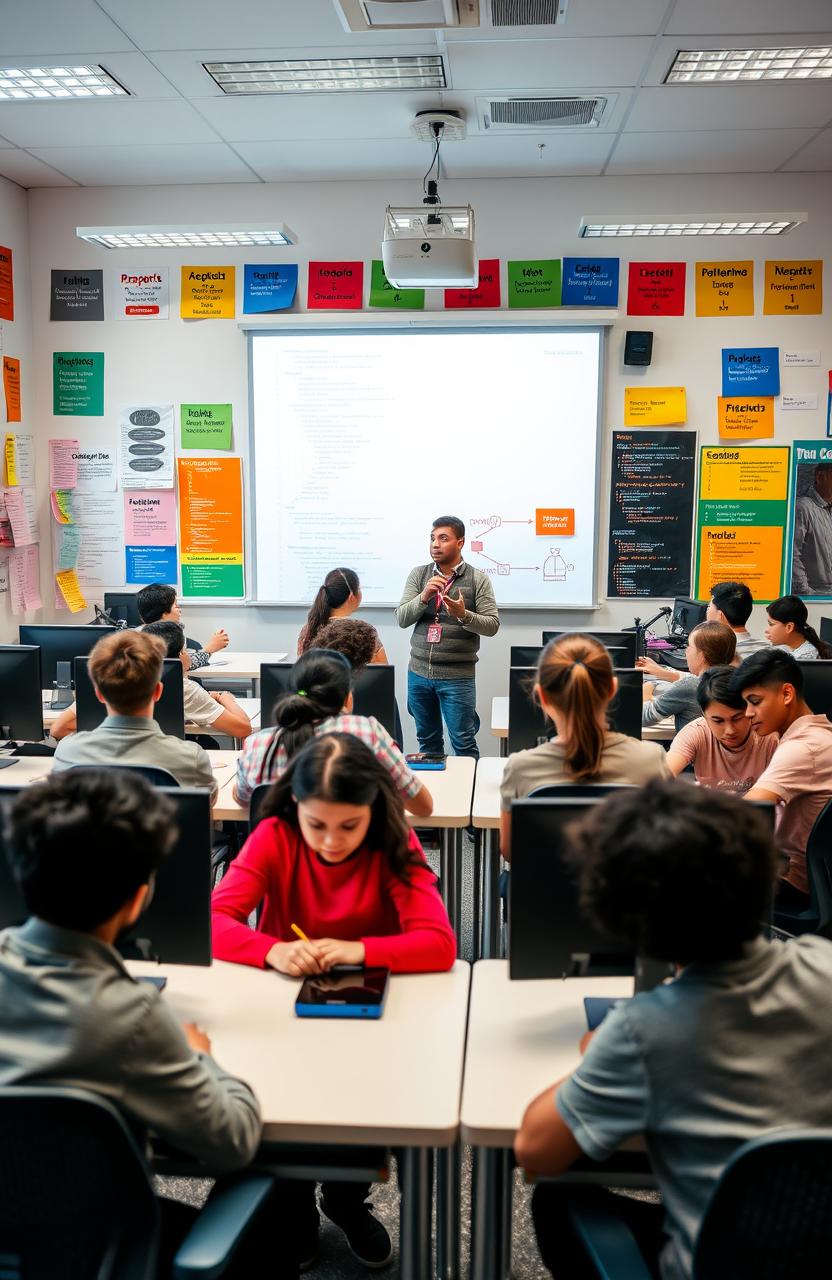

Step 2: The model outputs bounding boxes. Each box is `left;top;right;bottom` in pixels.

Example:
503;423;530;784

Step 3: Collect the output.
507;665;642;753
0;646;43;742
820;618;832;646
798;661;832;722
261;662;397;740
669;598;707;640
19;625;117;687
0;783;212;965
103;592;142;626
74;657;185;738
541;631;638;668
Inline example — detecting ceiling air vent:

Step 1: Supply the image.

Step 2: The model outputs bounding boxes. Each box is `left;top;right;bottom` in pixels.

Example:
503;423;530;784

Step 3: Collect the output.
334;0;480;30
481;95;608;130
490;0;568;25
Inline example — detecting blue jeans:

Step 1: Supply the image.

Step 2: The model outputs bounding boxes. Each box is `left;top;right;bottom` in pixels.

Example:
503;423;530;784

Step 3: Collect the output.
407;670;480;758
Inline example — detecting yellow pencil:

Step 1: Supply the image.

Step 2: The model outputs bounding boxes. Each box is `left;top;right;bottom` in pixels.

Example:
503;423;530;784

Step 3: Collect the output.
291;922;310;942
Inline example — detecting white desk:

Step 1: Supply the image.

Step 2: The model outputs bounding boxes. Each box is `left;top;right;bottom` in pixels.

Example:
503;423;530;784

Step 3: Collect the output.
42;698;260;741
470;757;505;961
130;957;471;1279
189;651;288;693
490;694;676;747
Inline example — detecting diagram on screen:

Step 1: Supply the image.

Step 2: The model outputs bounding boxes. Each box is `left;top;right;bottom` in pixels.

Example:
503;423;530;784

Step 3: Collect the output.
468;513;575;584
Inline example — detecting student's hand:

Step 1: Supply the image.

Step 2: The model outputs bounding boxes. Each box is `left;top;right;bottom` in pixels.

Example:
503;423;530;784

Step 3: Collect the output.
443;591;466;620
183;1022;212;1054
313;939;366;968
635;655;666;679
206;629;229;653
420;574;447;604
579;1029;596;1056
266;940;325;976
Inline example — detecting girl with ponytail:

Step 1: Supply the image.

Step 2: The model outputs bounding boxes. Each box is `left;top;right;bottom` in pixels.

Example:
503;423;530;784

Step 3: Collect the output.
499;634;669;857
297;567;388;662
765;595;832;660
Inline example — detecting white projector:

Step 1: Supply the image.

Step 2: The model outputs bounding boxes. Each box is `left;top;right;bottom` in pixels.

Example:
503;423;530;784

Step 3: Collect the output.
382;205;476;288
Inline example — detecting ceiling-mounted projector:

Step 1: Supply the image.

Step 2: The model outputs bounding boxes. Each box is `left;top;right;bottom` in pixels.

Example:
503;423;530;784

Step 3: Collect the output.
382;205;476;288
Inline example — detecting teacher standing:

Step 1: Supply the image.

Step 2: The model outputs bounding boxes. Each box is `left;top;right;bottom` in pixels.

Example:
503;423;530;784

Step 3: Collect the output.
396;516;500;758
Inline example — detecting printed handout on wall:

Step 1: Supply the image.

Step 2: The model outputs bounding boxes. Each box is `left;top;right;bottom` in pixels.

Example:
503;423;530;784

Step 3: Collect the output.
116;268;169;319
75;446;116;492
119;404;174;489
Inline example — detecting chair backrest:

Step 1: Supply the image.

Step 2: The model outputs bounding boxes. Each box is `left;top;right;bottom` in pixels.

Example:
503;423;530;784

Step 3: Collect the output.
249;782;273;834
805;797;832;933
693;1129;832;1279
0;1086;159;1280
68;761;181;788
820;617;832;645
74;655;186;739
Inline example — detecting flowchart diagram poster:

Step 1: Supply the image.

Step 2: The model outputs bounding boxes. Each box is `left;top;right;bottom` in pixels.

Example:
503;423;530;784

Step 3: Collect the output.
608;430;697;598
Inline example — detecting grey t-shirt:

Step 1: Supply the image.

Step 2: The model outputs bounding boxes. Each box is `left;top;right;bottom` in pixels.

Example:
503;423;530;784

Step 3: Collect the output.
500;731;670;809
53;714;218;800
556;936;832;1280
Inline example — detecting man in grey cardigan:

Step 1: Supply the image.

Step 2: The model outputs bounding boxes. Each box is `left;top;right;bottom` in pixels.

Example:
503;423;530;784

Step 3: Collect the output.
397;516;500;758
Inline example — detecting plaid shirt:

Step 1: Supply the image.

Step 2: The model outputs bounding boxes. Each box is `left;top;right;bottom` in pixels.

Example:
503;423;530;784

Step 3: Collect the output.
235;713;421;805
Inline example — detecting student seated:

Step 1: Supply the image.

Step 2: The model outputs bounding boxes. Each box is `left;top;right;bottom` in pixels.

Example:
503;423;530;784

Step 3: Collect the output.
0;770;294;1275
143;620;252;741
666;665;777;795
514;781;832;1280
314;616;380;675
137;581;229;671
52;630;218;799
732;647;832;910
499;634;669;859
213;732;455;1270
707;579;769;658
297;567;388;663
642;621;736;732
764;593;831;660
233;649;432;815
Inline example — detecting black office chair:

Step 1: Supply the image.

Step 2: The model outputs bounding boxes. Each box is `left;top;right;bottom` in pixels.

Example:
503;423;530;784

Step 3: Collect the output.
528;784;636;800
773;797;832;939
0;1086;275;1280
566;1129;832;1279
248;782;272;834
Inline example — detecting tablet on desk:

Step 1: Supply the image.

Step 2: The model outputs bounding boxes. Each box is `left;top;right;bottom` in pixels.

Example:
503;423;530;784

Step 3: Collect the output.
295;966;390;1020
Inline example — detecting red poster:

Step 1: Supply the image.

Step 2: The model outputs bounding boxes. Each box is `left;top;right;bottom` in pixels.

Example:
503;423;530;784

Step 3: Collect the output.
627;261;686;316
0;246;13;322
307;261;363;309
444;258;501;309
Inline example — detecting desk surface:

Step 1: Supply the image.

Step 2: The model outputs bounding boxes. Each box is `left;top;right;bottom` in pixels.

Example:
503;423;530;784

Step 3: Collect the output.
490;695;675;744
471;756;505;831
189;652;287;681
460;961;632;1148
129;958;470;1147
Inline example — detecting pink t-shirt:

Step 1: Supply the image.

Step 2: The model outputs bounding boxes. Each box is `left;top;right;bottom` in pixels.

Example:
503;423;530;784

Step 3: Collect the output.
753;713;832;895
670;717;778;797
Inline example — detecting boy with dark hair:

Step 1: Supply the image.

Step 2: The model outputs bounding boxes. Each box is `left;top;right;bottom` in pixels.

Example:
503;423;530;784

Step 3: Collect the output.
144;620;252;741
666;664;777;794
732;647;832;907
136;581;229;670
515;781;832;1280
707;580;768;658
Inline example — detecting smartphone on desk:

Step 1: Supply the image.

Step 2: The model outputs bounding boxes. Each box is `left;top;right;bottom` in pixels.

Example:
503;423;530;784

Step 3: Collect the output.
295;966;390;1020
405;753;447;771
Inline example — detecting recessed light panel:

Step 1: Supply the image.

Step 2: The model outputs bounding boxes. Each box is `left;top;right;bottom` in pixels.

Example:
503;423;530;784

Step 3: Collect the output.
0;65;128;100
203;55;446;95
579;217;805;238
76;225;295;249
666;47;832;84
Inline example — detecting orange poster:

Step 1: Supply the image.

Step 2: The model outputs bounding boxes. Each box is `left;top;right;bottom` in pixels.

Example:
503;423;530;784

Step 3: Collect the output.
0;246;12;321
3;356;20;422
717;395;774;440
177;456;244;597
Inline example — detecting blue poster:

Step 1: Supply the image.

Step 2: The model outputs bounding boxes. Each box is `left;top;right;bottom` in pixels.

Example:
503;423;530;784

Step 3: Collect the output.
126;544;177;585
721;347;780;397
561;257;619;306
242;264;298;313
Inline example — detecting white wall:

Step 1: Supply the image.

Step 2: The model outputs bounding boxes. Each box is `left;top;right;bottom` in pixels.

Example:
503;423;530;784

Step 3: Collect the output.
24;171;832;750
0;175;33;643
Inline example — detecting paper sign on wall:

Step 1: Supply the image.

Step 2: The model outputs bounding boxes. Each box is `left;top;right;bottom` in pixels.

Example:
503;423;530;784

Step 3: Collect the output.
4;486;39;545
55;524;81;571
783;350;820;367
50;490;75;524
627;262;686;316
718;396;775;440
721;348;779;397
0;246;13;321
4;432;34;486
368;261;424;310
180;404;233;450
69;492;123;588
3;356;20;421
695;445;789;602
695;261;754;317
243;264;298;313
445;259;501;309
764;260;823;315
8;545;41;614
180;266;235;319
53;352;104;416
117;268;169;319
49;438;79;489
782;394;819;412
119;404;174;489
0;493;11;547
307;261;363;310
561;257;619;306
55;568;87;613
75;446;116;492
507;259;561;308
124;483;178;585
50;269;104;321
126;545;178;585
624;386;687;426
178;456;244;597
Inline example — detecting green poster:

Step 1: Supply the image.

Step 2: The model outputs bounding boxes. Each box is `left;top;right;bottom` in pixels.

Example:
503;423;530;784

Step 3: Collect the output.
180;403;233;449
507;259;562;308
368;260;424;310
53;351;104;416
181;562;244;597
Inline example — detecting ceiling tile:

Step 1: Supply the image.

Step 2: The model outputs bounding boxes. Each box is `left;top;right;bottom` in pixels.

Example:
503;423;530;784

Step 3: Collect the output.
0;148;78;187
194;90;443;142
625;83;832;132
27;142;258;185
235;138;429;181
441;133;611;177
0;0;135;54
666;0;832;36
781;127;832;170
606;128;817;174
447;37;653;89
0;99;219;149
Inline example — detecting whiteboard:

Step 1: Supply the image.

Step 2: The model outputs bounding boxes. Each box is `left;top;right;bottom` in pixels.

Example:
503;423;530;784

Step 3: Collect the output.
249;326;604;607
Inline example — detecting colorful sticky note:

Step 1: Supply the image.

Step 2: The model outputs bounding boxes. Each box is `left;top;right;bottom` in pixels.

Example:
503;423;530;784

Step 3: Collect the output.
0;246;13;321
561;257;619;307
55;568;87;613
721;348;779;397
444;259;501;309
368;260;424;310
243;264;298;313
50;489;75;524
624;386;687;427
4;432;17;486
48;438;79;490
535;508;575;536
3;356;20;422
180;266;235;319
695;261;754;317
53;352;104;416
180;404;233;450
307;261;363;310
627;262;686;316
764;259;823;315
718;396;775;440
507;259;561;308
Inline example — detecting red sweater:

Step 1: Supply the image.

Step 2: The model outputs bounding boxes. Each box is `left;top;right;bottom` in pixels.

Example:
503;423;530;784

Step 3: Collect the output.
211;818;456;973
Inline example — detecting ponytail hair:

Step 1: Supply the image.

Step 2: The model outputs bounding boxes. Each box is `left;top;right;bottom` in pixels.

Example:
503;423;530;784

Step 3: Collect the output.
535;634;615;781
300;568;360;653
768;594;832;659
260;649;352;778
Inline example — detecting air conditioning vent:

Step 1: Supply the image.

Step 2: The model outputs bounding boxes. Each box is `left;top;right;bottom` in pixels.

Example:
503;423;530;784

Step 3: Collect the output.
334;0;480;31
481;96;609;130
490;0;568;25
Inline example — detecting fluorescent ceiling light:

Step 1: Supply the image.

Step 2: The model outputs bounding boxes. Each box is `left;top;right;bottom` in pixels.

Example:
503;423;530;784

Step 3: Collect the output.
666;46;832;83
76;223;295;249
579;215;806;238
0;64;128;100
203;55;446;94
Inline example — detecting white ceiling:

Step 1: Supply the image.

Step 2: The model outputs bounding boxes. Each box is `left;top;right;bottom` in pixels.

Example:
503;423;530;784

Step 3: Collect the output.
0;0;831;187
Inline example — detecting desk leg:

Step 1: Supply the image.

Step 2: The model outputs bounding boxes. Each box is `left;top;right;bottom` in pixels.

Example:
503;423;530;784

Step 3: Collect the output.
480;831;501;960
472;831;482;964
435;1142;460;1280
439;830;457;943
471;1147;511;1280
499;737;507;759
399;1147;433;1280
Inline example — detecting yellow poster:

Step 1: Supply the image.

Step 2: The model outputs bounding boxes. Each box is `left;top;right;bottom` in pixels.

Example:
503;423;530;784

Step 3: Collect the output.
180;266;235;319
4;431;17;485
55;568;87;613
623;386;686;426
764;259;823;315
695;261;754;317
696;525;784;600
717;396;774;440
699;445;789;501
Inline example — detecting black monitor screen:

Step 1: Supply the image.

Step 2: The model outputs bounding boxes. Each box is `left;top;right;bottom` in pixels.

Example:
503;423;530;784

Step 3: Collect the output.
507;665;642;752
261;662;397;740
798;660;832;723
671;599;707;637
103;592;142;626
0;646;43;742
74;657;185;738
541;631;637;668
19;625;116;687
